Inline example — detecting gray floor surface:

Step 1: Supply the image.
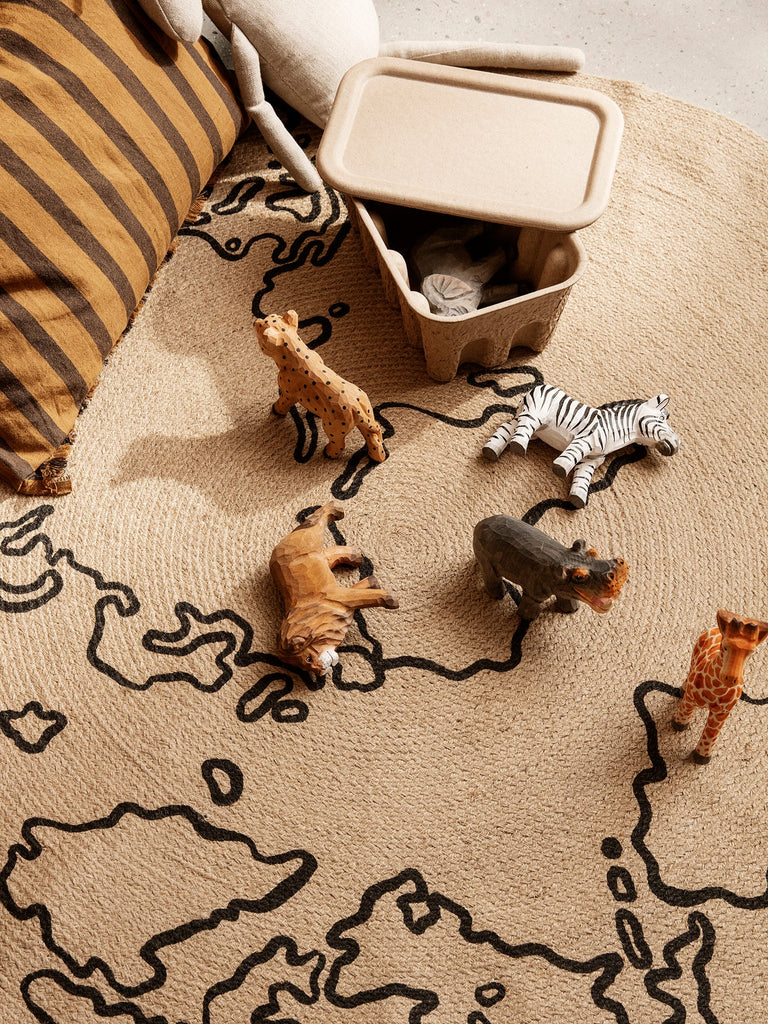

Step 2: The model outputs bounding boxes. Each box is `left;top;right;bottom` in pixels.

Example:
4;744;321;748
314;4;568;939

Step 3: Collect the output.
374;0;768;137
205;3;767;137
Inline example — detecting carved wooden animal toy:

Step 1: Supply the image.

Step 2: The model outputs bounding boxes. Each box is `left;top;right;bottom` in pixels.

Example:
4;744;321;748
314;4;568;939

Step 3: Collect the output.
482;383;681;508
270;501;398;677
473;515;628;620
672;609;768;764
254;310;387;462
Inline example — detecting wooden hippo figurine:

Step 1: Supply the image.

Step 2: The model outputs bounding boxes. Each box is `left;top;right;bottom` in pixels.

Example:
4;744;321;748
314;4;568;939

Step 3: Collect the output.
270;501;398;677
254;310;387;462
473;515;629;620
672;609;768;764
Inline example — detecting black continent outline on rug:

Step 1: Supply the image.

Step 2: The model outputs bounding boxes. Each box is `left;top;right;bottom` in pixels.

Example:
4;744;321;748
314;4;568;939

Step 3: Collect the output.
0;374;655;720
20;935;325;1024
180;169;351;340
201;935;325;1023
0;700;67;754
20;969;167;1024
644;911;717;1023
601;837;718;1021
0;802;317;999
323;866;628;1024
14;871;718;1024
201;757;244;806
631;678;768;909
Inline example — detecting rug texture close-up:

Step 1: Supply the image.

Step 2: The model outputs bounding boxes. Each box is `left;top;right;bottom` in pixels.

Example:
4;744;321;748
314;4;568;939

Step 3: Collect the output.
1;59;768;1024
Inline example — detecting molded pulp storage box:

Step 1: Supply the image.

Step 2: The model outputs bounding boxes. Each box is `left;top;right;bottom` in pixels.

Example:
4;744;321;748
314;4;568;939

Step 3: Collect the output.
317;58;623;381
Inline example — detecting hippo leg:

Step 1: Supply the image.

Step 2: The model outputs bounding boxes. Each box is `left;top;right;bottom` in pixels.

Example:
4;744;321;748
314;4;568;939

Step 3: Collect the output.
554;595;580;614
474;547;505;600
517;592;545;619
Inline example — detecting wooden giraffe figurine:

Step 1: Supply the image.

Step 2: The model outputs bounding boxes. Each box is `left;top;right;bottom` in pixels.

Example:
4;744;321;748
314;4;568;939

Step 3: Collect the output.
672;609;768;764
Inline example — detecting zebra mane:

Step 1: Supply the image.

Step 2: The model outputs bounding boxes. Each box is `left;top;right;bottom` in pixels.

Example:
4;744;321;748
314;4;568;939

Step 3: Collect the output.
597;397;645;413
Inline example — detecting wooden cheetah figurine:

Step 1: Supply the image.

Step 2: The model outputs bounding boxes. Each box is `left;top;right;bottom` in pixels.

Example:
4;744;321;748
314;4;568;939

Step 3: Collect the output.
254;310;387;462
672;609;768;764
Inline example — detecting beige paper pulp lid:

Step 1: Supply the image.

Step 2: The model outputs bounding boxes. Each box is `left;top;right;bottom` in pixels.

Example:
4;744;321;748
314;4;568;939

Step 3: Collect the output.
317;57;624;233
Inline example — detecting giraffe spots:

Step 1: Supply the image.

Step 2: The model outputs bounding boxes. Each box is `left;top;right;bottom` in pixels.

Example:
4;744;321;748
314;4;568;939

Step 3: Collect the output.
675;617;768;760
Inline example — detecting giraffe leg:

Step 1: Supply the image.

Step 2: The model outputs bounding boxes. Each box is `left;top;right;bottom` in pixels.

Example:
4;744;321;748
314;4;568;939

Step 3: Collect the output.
672;686;700;730
692;702;737;764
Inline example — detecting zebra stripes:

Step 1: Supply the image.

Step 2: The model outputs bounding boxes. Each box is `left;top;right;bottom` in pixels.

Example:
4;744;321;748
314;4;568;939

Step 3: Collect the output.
0;0;245;492
483;384;680;507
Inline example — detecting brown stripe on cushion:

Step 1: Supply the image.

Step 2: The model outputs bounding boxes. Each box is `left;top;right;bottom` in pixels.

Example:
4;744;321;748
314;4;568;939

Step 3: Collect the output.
0;436;38;483
0;288;89;405
0;81;158;277
0;28;183;237
0;0;245;491
107;0;231;167
4;2;205;200
0;365;68;449
0;207;114;358
0;140;138;315
177;38;248;149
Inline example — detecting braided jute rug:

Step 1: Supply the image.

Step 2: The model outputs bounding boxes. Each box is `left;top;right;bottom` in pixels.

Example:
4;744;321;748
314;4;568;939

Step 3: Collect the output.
1;73;767;1023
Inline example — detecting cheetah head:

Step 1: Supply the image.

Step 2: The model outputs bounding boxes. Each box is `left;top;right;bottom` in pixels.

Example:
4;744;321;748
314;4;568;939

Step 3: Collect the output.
254;309;300;357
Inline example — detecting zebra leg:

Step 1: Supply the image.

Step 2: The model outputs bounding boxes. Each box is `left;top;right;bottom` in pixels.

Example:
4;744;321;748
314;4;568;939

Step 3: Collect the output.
568;458;601;508
507;410;540;456
482;418;517;460
552;436;593;479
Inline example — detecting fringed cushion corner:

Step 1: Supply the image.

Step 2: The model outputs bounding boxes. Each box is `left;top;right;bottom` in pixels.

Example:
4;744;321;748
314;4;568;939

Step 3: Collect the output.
0;0;246;494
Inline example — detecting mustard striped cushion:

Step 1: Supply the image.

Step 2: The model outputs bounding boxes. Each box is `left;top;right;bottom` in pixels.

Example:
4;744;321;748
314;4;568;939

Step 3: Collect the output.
0;0;246;493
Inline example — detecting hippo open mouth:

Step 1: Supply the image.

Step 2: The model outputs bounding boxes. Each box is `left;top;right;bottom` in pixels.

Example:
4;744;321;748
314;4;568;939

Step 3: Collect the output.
574;590;615;613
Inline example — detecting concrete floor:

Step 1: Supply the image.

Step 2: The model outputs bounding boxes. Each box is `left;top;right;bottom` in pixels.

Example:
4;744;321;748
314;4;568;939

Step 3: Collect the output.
374;0;768;136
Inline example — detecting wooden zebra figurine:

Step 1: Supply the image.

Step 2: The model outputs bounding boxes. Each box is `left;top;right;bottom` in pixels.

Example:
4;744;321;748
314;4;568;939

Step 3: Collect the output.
482;384;680;508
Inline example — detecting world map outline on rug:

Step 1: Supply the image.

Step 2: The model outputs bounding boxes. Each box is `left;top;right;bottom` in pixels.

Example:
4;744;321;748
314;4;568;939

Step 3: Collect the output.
3;117;767;1023
1;462;763;1022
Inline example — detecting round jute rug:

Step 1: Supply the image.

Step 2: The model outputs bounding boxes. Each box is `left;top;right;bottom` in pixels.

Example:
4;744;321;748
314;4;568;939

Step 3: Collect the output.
1;74;767;1023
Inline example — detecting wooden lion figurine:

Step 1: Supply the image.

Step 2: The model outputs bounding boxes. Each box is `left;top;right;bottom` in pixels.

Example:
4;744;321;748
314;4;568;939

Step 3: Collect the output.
270;501;398;677
254;310;387;462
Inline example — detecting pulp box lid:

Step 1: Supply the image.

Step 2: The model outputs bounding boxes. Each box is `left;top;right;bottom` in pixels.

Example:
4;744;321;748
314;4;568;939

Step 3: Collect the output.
317;57;624;232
